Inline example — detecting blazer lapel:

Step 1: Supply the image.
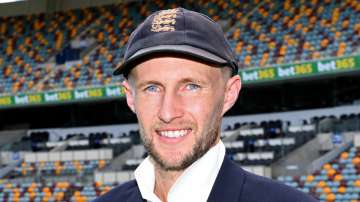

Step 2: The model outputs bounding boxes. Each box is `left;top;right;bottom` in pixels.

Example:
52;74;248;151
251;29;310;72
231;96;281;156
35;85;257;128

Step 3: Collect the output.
127;184;147;202
207;157;246;202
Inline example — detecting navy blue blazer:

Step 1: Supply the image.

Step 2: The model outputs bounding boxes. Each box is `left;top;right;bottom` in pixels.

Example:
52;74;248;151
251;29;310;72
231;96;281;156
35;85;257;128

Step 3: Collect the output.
93;157;318;202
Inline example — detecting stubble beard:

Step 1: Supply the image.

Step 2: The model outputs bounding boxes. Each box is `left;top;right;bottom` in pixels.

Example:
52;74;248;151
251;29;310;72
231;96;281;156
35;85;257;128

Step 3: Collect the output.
139;112;223;172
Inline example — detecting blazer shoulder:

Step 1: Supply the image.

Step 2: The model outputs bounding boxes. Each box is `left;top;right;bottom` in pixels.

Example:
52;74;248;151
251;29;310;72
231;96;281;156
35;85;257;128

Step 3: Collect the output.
93;180;142;202
241;170;318;202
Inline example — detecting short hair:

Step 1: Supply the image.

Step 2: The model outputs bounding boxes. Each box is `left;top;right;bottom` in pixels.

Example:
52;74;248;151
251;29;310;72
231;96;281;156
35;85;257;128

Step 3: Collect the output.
221;66;233;80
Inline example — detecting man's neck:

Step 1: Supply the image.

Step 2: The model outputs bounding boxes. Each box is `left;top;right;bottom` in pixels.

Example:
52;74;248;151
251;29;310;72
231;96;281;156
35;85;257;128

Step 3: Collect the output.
154;167;183;202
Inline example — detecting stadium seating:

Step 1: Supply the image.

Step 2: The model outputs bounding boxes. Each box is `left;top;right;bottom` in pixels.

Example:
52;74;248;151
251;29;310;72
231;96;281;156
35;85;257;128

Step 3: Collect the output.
278;146;360;201
225;120;316;165
0;114;358;201
0;180;116;202
0;128;135;201
7;131;132;154
0;0;359;201
228;0;360;68
1;0;357;95
41;0;257;92
0;7;104;94
122;112;359;169
122;121;316;169
312;113;360;133
5;159;109;179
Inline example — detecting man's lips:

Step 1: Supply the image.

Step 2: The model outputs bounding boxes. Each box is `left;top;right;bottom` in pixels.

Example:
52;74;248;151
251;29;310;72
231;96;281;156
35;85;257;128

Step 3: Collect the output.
155;128;192;138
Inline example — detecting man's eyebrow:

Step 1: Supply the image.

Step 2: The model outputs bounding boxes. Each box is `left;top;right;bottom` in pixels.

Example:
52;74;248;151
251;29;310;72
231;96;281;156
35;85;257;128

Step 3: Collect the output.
179;77;209;86
136;80;163;89
134;77;210;89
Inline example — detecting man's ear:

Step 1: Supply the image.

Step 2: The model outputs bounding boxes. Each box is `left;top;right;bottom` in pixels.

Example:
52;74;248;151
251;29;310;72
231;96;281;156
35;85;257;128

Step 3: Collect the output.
222;75;241;115
122;80;136;113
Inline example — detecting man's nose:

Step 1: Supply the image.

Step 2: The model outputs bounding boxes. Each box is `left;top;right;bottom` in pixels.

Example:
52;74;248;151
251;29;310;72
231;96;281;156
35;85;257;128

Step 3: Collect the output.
158;91;184;123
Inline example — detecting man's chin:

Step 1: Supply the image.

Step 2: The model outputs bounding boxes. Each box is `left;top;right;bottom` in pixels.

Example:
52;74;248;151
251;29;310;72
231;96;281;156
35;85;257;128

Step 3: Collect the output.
149;153;193;171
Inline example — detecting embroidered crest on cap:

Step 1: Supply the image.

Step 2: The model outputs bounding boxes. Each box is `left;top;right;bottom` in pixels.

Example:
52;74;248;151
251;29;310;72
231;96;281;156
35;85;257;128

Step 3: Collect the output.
151;8;178;32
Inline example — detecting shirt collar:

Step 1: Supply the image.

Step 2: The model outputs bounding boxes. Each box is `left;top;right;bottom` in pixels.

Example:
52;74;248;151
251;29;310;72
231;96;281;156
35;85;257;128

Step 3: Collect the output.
134;140;226;202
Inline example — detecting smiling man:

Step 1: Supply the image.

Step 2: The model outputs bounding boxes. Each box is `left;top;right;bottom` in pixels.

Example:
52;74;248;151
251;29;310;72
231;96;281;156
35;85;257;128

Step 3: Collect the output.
94;7;317;202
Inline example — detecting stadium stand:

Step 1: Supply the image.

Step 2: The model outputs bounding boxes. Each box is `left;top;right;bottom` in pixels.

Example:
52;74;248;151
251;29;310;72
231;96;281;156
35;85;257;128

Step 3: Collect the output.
1;0;358;94
0;127;135;201
118;110;360;187
0;7;104;94
0;0;359;201
277;113;360;201
229;0;360;68
225;125;315;166
9;159;109;177
1;111;359;201
0;180;116;202
40;0;256;92
120;120;316;171
278;144;360;201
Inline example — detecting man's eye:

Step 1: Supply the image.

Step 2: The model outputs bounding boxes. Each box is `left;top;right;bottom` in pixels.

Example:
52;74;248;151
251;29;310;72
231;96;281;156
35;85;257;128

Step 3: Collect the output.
185;83;200;91
145;85;159;92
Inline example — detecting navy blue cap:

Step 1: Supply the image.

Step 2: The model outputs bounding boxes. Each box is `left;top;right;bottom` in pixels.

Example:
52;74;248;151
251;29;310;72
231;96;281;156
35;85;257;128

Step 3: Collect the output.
114;7;238;77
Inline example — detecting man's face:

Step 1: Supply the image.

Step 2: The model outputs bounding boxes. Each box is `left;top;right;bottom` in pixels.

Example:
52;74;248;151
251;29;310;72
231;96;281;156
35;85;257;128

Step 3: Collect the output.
123;57;241;171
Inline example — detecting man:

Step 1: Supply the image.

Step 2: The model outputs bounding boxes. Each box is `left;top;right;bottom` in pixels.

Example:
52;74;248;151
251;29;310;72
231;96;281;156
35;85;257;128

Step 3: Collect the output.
95;8;317;202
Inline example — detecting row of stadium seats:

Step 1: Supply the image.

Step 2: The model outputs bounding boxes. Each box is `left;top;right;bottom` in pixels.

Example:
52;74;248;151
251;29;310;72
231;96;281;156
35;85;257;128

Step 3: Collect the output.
14;131;132;152
227;129;315;165
313;113;360;133
225;113;360;136
0;181;116;202
8;160;109;177
225;137;296;153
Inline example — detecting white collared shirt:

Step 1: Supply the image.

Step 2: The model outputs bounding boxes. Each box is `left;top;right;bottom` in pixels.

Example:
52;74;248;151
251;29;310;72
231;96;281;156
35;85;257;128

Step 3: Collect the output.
134;140;226;202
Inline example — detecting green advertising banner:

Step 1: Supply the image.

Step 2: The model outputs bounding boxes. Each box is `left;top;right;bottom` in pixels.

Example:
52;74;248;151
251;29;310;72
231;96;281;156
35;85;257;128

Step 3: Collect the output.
0;55;359;108
0;85;125;108
241;55;360;83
